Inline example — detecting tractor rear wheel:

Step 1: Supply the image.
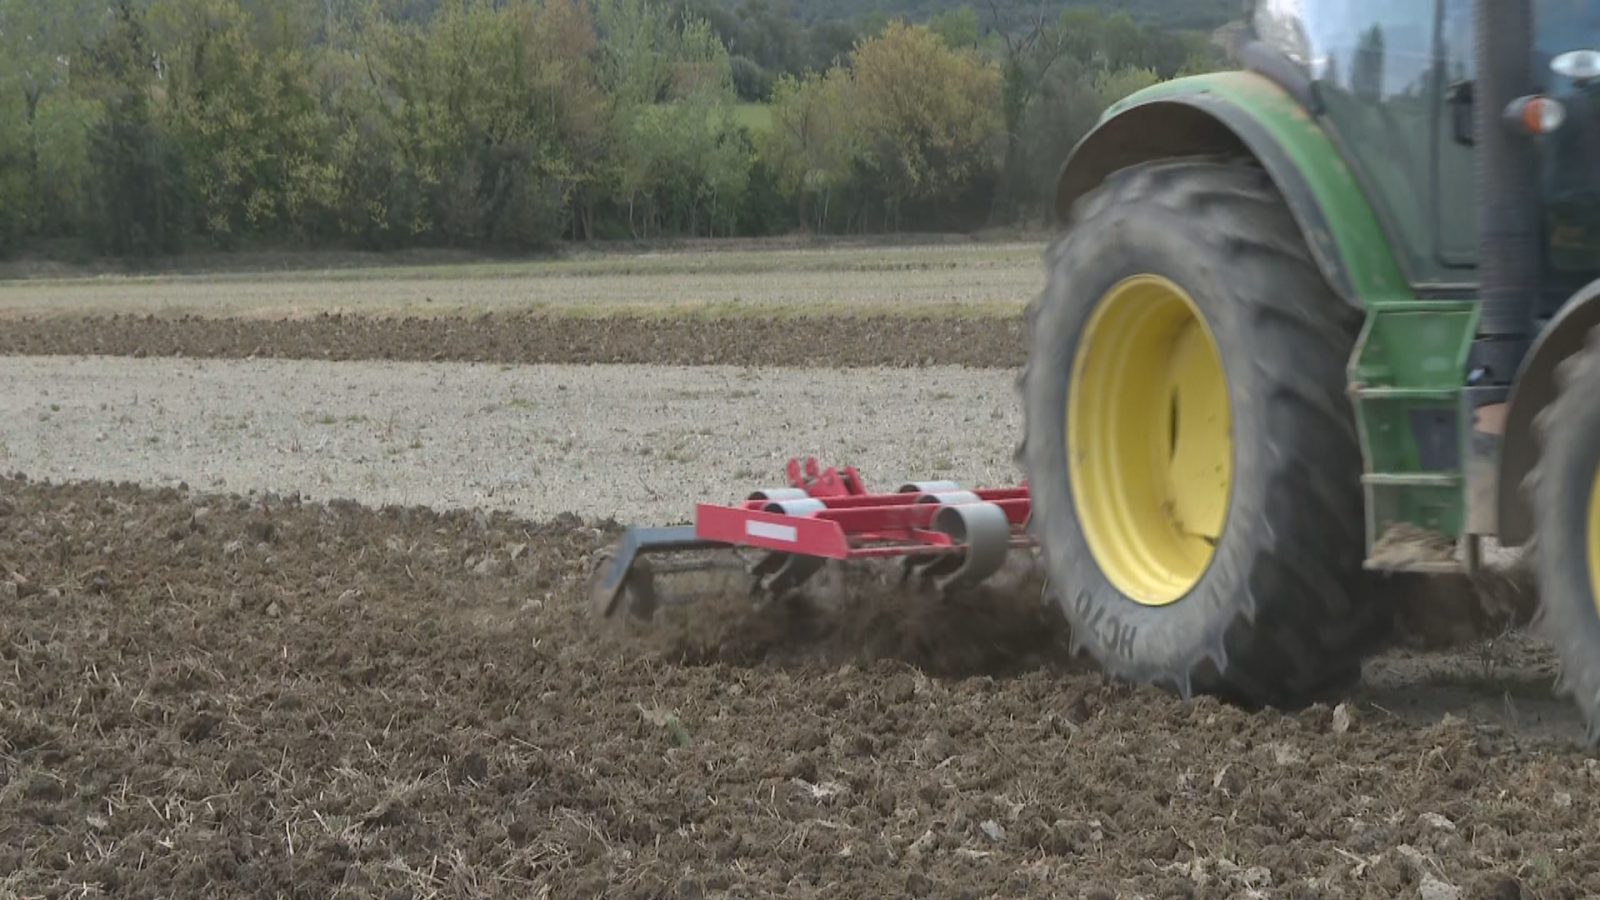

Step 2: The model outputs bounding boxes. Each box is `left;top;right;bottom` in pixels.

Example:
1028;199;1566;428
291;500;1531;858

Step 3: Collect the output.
1017;157;1391;705
1529;325;1600;744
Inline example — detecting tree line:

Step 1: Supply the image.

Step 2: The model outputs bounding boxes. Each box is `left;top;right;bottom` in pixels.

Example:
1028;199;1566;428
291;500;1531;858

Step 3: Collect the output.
0;0;1228;260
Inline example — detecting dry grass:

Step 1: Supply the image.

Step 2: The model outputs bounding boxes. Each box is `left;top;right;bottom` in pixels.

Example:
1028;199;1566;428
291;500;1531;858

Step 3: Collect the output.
0;242;1043;322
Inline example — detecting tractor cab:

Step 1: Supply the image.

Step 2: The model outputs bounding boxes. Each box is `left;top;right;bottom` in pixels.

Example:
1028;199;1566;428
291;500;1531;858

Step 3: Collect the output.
1254;0;1600;317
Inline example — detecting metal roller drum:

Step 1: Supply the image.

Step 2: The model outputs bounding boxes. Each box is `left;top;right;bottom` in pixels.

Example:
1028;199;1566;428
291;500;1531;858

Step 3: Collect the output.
747;487;811;502
761;497;828;516
929;501;1012;590
897;480;962;494
913;489;982;505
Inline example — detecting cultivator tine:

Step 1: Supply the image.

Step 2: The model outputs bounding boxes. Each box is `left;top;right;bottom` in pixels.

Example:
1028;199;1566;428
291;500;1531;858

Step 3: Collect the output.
590;525;727;619
750;551;827;597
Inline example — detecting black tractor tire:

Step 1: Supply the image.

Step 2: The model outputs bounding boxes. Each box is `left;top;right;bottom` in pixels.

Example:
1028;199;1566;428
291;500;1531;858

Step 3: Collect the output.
1017;157;1392;706
1528;325;1600;745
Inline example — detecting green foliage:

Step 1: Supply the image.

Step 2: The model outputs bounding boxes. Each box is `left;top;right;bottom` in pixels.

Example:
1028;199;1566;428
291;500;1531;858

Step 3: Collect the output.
0;0;111;247
594;0;751;237
759;68;857;228
78;1;191;258
732;102;773;133
30;92;102;238
850;22;1002;212
0;0;1229;258
0;95;29;255
147;0;338;245
729;54;772;99
926;5;978;49
366;0;589;247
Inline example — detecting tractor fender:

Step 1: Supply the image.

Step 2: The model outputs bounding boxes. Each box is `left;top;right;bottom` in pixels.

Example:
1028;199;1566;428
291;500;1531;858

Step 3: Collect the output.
1496;278;1600;546
1053;69;1411;313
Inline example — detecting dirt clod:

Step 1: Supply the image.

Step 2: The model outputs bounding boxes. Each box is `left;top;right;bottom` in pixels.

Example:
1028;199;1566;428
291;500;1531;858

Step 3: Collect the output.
1420;873;1463;900
1333;701;1360;734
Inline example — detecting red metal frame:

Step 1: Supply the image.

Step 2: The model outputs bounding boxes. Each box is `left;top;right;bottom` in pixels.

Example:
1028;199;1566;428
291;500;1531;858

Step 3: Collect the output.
693;457;1033;560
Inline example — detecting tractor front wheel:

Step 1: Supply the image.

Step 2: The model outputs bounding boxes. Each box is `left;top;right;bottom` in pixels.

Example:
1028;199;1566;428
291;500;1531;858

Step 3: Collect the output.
1018;157;1391;705
1529;325;1600;743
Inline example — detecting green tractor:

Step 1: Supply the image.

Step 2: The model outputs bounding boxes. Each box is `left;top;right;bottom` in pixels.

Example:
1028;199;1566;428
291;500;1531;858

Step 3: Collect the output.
1020;0;1600;735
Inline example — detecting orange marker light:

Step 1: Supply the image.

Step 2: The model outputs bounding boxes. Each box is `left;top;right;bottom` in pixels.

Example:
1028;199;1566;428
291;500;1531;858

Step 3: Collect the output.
1506;95;1567;134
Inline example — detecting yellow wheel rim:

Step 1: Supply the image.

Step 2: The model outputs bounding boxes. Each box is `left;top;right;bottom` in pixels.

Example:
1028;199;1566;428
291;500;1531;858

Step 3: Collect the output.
1067;274;1233;606
1589;462;1600;615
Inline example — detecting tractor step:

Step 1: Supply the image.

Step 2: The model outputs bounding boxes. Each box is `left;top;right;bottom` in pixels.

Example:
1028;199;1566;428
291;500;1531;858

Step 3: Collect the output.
1350;386;1461;401
1360;472;1462;487
1348;301;1479;568
589;457;1037;620
1363;558;1464;575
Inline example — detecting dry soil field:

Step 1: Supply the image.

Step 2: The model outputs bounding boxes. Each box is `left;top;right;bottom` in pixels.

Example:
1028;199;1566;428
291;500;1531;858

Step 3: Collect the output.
1;243;1597;899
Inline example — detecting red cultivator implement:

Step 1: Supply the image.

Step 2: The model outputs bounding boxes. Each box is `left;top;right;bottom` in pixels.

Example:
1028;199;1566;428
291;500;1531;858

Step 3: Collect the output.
590;457;1036;619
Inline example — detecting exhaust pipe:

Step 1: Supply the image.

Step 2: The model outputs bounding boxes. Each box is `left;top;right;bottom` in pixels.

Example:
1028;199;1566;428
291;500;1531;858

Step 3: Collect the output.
1465;0;1542;538
1473;0;1541;358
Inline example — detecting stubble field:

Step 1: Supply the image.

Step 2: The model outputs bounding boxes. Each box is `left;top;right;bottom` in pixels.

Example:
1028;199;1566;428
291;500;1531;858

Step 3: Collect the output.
1;241;1596;899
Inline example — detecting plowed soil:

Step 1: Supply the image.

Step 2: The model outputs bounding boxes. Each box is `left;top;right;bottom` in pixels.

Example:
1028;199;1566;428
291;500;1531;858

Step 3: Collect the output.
3;474;1597;898
0;312;1028;369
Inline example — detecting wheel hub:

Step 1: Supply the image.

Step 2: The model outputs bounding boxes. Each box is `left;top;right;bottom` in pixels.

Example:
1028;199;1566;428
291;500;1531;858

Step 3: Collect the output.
1589;464;1600;613
1066;274;1233;606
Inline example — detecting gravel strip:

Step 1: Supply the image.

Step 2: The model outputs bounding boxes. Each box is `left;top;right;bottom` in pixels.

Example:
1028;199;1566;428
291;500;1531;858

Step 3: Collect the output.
0;311;1030;368
0;356;1022;522
0;250;1042;319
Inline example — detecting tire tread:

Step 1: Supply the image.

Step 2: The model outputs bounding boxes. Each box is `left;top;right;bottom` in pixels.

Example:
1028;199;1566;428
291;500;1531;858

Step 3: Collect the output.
1527;325;1600;743
1018;156;1387;707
